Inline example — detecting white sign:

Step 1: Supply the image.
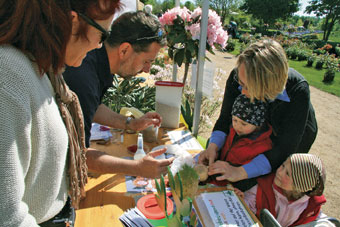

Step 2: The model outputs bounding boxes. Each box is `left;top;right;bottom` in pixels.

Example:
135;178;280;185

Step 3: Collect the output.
190;61;215;98
201;190;258;227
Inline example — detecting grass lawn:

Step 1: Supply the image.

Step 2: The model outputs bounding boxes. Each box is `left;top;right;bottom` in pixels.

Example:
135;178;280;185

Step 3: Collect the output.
288;59;340;97
227;42;340;97
317;30;340;43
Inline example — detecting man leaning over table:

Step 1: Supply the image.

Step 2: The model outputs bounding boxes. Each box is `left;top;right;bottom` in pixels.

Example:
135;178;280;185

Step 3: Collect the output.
63;11;173;178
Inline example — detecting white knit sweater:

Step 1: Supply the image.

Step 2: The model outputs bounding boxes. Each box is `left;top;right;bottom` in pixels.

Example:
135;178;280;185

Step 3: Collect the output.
0;45;69;226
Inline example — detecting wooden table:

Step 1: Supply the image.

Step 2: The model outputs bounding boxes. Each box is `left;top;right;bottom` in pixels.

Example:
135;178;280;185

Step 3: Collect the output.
74;127;192;227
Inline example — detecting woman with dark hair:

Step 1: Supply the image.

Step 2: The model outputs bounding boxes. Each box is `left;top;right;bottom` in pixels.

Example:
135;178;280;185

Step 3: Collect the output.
0;0;120;226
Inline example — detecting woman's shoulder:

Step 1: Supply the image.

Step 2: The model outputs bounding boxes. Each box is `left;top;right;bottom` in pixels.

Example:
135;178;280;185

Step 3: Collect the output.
287;68;308;83
286;68;310;93
0;45;40;83
0;44;30;62
0;45;47;102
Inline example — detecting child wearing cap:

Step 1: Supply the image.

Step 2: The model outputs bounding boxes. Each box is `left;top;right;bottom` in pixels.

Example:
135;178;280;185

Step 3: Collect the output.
237;153;326;226
207;94;272;187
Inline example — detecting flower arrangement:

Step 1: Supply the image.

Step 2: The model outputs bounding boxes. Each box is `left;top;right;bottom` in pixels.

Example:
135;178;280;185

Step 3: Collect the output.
159;7;228;86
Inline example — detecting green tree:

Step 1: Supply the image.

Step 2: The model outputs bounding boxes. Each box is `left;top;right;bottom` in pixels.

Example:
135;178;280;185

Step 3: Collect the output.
184;1;196;11
144;0;162;14
210;0;239;26
195;0;241;26
241;0;299;25
305;0;340;41
161;1;175;13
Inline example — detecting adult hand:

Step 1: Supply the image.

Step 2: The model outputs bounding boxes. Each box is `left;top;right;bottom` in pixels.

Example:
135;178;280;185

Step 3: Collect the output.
136;148;174;178
208;161;248;182
198;143;218;166
130;112;162;131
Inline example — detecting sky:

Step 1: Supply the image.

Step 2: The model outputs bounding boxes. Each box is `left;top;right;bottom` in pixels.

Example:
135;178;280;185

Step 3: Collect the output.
295;0;315;17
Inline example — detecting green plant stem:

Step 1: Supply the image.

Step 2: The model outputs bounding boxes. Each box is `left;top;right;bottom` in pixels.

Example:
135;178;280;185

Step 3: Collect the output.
182;62;190;88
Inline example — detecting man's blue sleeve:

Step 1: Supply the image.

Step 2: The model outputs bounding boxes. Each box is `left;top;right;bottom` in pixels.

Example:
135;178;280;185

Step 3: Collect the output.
209;130;227;149
243;154;272;178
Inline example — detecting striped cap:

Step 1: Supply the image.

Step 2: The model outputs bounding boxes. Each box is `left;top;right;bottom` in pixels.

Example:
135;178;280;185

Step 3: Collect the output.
290;154;324;194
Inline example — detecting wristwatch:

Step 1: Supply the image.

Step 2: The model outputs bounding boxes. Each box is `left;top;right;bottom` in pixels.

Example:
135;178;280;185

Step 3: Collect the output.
125;116;133;130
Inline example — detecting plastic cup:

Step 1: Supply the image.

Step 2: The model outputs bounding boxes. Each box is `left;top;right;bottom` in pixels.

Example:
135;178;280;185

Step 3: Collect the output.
142;126;159;143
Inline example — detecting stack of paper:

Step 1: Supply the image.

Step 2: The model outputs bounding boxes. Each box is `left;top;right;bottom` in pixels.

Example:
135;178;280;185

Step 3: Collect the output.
119;207;153;227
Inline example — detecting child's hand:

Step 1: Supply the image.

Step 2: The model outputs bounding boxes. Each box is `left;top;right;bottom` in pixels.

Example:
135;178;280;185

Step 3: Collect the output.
233;188;244;199
208;161;248;182
198;143;218;166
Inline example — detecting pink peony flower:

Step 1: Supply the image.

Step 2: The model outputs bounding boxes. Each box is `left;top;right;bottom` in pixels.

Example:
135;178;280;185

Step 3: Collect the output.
159;7;191;26
191;8;202;19
184;7;228;48
186;23;201;40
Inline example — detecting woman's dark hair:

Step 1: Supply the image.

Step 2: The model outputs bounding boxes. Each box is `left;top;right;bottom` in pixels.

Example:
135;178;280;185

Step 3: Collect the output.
0;0;120;74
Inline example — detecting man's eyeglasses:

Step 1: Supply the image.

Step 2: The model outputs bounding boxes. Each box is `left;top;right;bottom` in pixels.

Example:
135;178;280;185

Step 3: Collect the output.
135;29;164;42
78;12;110;44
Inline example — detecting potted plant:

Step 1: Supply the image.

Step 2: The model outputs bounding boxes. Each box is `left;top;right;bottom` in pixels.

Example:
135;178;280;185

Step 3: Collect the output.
323;56;339;83
306;53;316;67
315;54;326;69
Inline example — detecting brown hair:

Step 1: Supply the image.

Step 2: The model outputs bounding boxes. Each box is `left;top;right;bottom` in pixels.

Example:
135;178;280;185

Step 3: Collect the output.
107;11;166;53
0;0;121;74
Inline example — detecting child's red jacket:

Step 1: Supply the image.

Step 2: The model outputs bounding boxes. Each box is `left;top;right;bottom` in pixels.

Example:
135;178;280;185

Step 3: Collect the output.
220;124;273;165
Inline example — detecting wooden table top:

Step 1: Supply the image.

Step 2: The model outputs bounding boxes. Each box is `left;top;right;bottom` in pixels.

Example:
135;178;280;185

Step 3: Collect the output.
74;127;192;227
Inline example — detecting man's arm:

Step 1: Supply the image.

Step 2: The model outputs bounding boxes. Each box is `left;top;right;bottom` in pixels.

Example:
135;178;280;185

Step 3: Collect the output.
93;104;162;131
86;148;174;178
93;104;127;129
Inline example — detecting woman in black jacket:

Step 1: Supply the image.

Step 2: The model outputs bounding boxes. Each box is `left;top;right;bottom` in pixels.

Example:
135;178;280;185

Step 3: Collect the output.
199;39;317;191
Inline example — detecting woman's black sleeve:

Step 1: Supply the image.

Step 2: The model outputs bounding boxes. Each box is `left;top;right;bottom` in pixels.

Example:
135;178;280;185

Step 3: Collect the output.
213;68;241;134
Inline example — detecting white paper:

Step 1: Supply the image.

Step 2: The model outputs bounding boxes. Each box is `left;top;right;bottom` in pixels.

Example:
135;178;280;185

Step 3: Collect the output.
201;190;258;227
202;61;215;97
190;61;215;98
89;123;112;141
167;130;203;151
